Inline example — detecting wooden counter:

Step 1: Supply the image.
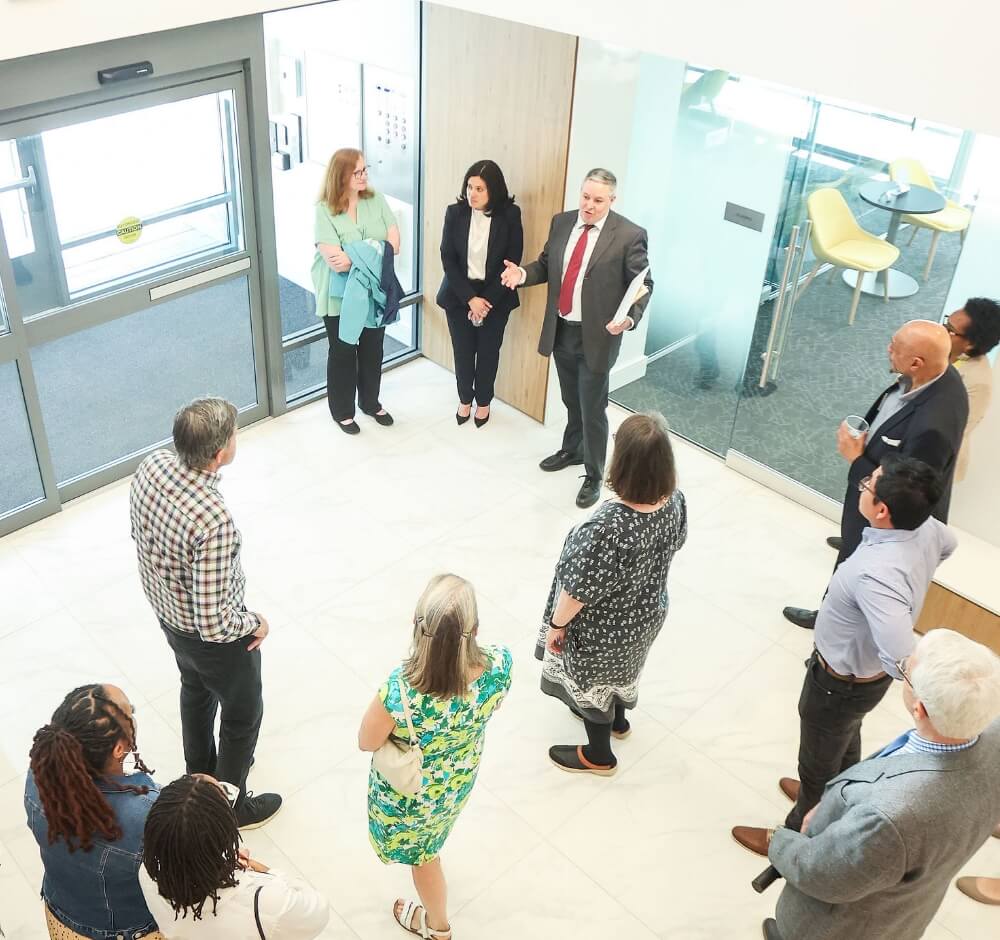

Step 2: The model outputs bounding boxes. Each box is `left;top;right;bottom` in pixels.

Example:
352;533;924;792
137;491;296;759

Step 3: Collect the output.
915;582;1000;655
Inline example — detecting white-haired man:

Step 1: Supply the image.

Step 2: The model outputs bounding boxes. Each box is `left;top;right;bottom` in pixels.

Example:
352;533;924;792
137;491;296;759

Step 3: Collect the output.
762;629;1000;940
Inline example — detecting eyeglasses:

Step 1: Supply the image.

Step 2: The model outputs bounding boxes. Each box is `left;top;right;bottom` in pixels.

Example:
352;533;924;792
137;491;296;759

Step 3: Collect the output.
895;656;914;688
944;318;967;339
857;474;876;496
352;167;369;179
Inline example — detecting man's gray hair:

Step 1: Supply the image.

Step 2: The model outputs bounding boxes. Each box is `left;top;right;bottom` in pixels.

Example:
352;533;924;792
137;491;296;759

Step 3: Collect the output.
911;629;1000;739
172;397;238;470
584;167;617;192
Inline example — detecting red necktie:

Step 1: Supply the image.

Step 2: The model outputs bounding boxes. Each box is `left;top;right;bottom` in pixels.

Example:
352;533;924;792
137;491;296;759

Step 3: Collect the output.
558;224;594;316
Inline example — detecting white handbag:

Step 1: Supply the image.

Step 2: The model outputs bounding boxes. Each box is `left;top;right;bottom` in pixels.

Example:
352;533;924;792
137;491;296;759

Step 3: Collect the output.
372;678;424;796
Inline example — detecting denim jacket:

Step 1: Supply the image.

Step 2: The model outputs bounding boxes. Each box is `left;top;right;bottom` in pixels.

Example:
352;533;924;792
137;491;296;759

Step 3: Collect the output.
25;769;160;940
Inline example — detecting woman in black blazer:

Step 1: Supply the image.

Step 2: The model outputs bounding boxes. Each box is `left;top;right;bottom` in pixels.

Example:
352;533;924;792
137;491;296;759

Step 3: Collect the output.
437;160;523;427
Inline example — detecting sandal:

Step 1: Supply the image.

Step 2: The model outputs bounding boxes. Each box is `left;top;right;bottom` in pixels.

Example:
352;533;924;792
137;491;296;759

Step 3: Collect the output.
393;899;452;939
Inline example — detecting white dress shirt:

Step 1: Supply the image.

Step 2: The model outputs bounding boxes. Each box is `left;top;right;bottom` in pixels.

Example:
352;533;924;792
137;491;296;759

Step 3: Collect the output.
558;213;607;322
517;212;609;323
140;867;329;940
467;208;491;280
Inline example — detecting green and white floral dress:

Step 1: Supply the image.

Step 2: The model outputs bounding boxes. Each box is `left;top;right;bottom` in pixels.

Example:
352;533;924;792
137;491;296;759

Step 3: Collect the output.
368;644;513;865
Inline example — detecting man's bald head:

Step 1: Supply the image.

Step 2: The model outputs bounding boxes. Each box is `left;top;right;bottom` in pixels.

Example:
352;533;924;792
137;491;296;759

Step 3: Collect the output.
889;319;952;383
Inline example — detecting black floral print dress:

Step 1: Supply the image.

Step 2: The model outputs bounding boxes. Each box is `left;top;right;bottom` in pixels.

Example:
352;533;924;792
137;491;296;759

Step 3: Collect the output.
535;493;688;724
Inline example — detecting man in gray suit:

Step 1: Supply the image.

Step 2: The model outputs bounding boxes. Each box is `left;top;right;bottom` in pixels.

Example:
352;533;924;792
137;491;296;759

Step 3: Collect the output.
762;628;1000;940
501;168;653;508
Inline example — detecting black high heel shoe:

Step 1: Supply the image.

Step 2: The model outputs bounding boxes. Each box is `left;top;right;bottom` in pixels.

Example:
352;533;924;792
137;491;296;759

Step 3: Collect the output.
456;405;472;426
474;407;490;428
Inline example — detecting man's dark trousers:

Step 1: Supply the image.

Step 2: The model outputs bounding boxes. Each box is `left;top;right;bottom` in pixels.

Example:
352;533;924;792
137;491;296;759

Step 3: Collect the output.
552;319;614;481
160;622;262;809
785;651;892;831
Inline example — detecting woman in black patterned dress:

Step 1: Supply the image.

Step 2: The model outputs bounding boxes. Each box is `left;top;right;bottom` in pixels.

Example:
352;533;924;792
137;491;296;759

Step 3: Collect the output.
535;412;687;776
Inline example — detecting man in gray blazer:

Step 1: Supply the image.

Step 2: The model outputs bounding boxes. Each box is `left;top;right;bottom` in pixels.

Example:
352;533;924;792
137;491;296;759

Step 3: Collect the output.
762;628;1000;940
501;168;653;508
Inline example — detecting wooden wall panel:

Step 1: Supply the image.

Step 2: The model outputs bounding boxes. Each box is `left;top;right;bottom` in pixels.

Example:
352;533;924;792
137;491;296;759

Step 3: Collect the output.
421;5;577;421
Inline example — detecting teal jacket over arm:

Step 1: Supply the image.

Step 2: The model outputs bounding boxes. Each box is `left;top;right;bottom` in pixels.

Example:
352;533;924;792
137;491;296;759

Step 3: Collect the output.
330;239;388;346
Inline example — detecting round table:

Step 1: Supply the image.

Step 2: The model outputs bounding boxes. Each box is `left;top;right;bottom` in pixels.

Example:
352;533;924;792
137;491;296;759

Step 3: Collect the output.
842;180;946;298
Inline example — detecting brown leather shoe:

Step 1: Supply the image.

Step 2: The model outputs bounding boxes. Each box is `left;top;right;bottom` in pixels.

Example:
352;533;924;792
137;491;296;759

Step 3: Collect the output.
732;825;773;858
956;877;1000;905
762;918;784;940
779;777;800;803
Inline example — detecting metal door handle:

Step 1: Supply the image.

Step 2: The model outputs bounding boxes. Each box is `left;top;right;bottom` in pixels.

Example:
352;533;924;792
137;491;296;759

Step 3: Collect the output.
0;164;36;196
759;224;799;388
772;218;811;381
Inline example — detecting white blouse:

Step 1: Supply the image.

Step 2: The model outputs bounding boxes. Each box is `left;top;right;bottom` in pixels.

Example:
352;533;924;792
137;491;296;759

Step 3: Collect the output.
467;208;491;280
140;867;329;940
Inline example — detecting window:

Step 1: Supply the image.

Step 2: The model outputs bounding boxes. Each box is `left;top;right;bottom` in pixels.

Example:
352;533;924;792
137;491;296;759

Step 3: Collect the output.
263;0;421;403
1;90;244;319
31;275;257;484
0;361;45;516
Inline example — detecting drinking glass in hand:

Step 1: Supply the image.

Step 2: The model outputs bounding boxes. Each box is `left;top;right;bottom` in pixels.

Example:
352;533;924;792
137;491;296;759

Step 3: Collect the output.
845;415;869;439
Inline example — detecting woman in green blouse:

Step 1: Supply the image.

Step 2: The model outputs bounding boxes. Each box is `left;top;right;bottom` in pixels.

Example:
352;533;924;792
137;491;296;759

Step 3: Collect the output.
312;148;401;435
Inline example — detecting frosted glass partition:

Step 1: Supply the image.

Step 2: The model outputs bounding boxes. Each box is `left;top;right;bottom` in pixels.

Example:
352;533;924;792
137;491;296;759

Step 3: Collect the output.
598;39;993;513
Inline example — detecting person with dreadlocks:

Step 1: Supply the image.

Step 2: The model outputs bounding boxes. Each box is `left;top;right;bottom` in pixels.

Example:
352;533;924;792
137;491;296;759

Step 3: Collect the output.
139;774;328;938
24;683;163;940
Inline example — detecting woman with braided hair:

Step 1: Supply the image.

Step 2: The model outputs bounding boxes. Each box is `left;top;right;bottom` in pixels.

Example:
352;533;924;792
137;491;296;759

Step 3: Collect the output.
139;774;329;938
24;683;163;940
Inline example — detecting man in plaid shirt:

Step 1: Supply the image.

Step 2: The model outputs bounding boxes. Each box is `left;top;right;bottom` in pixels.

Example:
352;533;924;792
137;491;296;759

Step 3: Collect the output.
130;397;281;829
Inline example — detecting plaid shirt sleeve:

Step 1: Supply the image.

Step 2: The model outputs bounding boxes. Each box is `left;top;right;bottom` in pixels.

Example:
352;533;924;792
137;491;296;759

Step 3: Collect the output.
192;520;260;642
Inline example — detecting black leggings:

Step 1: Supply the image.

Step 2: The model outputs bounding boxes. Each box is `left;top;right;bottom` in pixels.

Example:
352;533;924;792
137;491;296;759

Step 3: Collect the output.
582;703;629;764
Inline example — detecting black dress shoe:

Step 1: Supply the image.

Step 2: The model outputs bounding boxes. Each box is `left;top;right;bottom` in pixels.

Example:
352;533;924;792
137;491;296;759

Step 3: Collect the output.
363;409;394;426
456;408;471;426
576;476;601;509
826;536;842;551
782;606;817;630
762;918;784;940
474;407;490;428
336;419;360;435
539;450;584;472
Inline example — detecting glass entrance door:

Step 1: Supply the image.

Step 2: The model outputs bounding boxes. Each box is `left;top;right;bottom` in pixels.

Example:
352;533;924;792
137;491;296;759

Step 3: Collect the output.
0;72;267;531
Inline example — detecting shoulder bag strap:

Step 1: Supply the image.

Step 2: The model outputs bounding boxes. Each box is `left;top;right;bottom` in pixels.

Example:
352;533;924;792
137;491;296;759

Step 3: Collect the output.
253;885;265;940
397;678;418;746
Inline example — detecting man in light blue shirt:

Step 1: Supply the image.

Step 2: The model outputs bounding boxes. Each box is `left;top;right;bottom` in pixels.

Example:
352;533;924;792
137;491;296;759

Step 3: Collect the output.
733;456;956;856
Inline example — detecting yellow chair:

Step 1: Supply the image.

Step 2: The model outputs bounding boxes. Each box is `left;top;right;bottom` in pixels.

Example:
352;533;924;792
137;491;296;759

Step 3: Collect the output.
889;158;971;281
797;188;899;326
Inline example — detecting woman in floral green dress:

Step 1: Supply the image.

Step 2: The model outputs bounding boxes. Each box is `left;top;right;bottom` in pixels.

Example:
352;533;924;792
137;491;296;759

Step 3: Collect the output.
359;574;512;940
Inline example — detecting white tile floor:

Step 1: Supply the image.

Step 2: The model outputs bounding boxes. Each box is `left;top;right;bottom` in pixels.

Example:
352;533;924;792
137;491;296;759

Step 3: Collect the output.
1;357;998;939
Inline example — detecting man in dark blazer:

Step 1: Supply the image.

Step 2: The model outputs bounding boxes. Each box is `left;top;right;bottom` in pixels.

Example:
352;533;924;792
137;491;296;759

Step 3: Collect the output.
501;168;653;508
784;319;968;629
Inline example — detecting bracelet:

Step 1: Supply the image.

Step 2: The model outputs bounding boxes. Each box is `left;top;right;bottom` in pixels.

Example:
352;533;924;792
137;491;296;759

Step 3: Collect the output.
549;618;568;630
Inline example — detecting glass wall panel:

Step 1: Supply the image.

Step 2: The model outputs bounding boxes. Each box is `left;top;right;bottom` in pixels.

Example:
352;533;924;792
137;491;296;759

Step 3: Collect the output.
263;0;420;382
589;41;993;510
31;276;257;484
0;360;45;516
284;337;327;401
1;90;244;319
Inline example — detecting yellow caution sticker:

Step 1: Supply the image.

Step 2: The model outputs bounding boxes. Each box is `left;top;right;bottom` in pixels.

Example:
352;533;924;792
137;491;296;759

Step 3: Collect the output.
116;216;143;245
